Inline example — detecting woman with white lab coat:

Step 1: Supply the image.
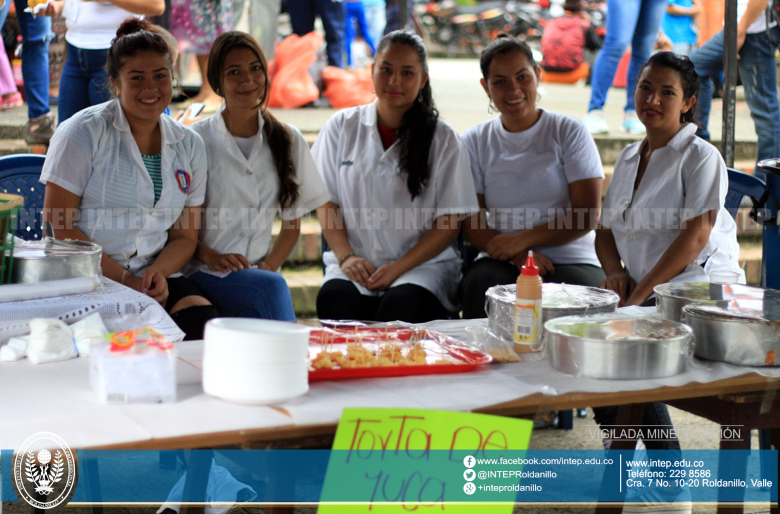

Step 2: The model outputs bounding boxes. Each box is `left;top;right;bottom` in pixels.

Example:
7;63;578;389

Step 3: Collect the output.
313;30;479;323
41;19;218;340
188;31;330;321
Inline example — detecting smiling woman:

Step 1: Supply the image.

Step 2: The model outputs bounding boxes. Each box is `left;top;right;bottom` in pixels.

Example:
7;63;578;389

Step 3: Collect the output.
312;31;480;323
40;18;220;340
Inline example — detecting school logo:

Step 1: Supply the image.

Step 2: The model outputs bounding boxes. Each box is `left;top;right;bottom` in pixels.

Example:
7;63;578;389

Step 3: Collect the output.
176;169;191;193
13;432;78;509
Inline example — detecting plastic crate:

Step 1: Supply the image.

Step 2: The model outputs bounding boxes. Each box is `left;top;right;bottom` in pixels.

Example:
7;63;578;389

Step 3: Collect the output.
0;193;23;284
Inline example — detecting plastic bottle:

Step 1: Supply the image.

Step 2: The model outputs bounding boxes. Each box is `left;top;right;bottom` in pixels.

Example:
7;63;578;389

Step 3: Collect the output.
514;251;543;353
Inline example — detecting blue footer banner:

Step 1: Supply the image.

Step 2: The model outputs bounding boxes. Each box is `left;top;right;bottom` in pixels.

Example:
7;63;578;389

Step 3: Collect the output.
1;449;777;506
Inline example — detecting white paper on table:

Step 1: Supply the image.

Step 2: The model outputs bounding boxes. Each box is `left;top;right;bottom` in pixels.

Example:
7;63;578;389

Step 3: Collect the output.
0;277;98;303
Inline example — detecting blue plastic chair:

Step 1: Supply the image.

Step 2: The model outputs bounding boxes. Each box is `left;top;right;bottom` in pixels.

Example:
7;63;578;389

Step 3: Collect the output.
725;168;766;220
0;154;46;241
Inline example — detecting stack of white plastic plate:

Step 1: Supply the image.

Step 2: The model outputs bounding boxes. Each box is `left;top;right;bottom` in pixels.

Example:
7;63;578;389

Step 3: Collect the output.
203;318;311;405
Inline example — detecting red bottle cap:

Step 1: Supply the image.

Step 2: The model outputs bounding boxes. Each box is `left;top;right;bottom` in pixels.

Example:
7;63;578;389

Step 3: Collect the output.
521;251;539;276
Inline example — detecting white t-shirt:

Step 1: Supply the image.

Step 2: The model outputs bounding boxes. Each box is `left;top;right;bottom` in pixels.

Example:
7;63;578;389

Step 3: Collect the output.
601;123;744;285
63;0;140;50
737;0;775;34
461;111;604;267
312;101;480;312
190;104;330;268
40;99;208;275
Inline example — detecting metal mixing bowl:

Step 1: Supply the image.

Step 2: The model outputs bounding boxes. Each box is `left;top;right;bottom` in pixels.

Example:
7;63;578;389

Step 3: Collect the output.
683;304;780;366
485;283;619;343
654;282;780;323
545;314;693;379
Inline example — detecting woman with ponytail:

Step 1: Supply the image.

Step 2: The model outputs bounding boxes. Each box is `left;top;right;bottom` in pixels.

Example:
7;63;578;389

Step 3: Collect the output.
187;31;330;321
313;30;479;322
41;18;218;340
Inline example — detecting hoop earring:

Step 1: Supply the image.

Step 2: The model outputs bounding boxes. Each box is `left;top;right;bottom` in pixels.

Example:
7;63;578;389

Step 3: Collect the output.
417;91;423;102
488;101;495;115
371;89;375;94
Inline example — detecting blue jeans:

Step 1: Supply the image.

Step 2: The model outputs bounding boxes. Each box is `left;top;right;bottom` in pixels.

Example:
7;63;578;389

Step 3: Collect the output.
288;0;346;67
0;0;51;118
189;269;296;321
363;2;385;51
58;43;112;125
690;27;780;164
588;0;667;113
345;1;376;65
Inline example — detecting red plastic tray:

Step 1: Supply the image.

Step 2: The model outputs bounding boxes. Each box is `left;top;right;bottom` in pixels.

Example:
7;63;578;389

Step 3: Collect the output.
308;326;492;381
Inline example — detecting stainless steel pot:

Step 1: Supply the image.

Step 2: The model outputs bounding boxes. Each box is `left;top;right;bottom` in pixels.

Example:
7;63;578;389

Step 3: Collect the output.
545;314;693;379
683;304;780;366
485;283;619;343
12;230;102;284
654;282;780;323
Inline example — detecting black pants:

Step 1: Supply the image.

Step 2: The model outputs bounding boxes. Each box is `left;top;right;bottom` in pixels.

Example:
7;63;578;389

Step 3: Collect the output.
317;279;451;323
166;276;219;341
461;258;606;319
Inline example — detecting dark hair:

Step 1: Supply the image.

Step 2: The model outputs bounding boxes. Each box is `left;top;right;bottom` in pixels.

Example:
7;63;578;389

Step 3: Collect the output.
375;31;438;200
106;18;172;81
639;51;700;124
480;34;538;80
207;31;299;209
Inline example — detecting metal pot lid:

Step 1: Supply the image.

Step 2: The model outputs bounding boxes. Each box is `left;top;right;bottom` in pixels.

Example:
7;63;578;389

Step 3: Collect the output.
486;283;619;309
545;314;692;343
683;303;780;323
13;238;102;259
655;282;780;308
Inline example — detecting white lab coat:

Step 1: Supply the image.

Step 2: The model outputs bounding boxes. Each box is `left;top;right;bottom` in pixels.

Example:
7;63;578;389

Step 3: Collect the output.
189;104;330;271
41;99;207;275
601;123;744;285
312;101;480;312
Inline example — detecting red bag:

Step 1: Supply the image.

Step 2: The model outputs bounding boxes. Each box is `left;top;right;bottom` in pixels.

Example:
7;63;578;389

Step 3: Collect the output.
267;32;323;109
321;65;376;109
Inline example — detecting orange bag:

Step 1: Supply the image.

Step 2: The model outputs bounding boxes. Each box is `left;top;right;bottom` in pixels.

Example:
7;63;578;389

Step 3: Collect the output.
268;32;323;109
321;65;376;109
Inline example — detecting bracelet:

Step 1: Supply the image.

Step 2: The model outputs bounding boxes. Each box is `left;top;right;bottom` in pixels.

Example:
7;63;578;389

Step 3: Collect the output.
338;253;357;266
120;270;128;285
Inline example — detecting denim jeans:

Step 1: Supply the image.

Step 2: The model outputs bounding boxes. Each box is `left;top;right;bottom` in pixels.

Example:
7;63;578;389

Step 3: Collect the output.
58;43;112;125
587;0;667;113
0;0;51;118
288;0;346;67
690;26;780;164
189;269;296;321
345;1;376;65
363;2;386;52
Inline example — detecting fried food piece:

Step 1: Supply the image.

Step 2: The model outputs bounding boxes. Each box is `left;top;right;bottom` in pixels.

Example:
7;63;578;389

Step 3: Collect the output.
766;350;777;365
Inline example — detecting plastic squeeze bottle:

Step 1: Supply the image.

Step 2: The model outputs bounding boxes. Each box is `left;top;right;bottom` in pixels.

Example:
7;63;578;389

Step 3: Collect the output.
514;251;543;354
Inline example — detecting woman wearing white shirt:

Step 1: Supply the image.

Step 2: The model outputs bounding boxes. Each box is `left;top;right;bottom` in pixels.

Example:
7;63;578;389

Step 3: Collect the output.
461;35;605;319
188;32;330;321
313;31;479;322
597;51;743;307
41;19;218;340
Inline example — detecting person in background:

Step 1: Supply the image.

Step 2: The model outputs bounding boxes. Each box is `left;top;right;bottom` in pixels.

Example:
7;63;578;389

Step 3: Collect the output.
689;0;780;170
540;0;601;82
40;18;218;340
0;33;22;111
582;0;667;135
661;0;701;56
42;0;165;125
345;0;376;67
362;0;386;51
313;30;479;322
287;0;346;68
171;0;236;112
597;51;743;307
187;32;330;320
461;35;605;319
0;0;53;144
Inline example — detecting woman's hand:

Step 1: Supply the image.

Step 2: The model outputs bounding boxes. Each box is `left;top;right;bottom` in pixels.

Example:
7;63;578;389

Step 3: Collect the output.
601;271;636;307
204;252;252;273
340;255;376;288
486;232;526;261
367;262;403;291
40;0;64;16
123;270;169;306
174;108;202;127
255;261;272;271
512;250;554;276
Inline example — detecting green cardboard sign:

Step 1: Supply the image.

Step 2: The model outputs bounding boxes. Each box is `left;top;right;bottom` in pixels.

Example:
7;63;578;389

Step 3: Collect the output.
319;407;533;512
